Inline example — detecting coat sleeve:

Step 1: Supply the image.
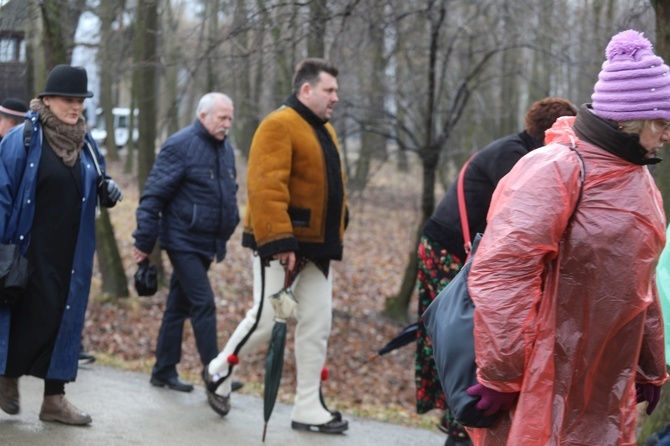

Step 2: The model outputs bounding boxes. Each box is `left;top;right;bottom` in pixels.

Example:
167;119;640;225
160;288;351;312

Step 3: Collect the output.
467;147;583;393
133;141;186;254
0;128;27;241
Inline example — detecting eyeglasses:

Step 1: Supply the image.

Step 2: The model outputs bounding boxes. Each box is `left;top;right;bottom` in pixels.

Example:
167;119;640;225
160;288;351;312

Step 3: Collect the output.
656;120;670;131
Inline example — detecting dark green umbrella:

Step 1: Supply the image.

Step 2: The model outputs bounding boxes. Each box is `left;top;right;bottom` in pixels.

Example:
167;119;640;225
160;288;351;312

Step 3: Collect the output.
262;269;298;442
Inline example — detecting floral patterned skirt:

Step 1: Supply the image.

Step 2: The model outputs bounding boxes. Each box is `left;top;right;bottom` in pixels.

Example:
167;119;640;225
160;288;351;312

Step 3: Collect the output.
415;235;469;441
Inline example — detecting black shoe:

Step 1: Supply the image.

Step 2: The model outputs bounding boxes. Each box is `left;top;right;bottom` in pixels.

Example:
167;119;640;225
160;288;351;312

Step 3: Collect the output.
78;350;95;366
0;377;19;415
291;416;349;434
150;375;194;392
231;380;243;392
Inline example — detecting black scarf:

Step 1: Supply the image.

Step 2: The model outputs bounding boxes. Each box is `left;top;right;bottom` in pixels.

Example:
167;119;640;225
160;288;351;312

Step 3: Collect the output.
572;104;661;165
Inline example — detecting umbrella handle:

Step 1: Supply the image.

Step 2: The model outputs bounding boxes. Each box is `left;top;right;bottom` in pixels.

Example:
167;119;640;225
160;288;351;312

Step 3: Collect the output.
283;264;291;289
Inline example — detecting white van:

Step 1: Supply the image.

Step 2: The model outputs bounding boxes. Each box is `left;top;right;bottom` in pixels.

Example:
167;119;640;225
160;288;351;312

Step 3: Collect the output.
91;107;139;148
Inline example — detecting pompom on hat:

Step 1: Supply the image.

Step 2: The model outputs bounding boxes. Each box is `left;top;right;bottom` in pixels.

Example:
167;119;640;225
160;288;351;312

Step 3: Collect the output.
591;29;670;122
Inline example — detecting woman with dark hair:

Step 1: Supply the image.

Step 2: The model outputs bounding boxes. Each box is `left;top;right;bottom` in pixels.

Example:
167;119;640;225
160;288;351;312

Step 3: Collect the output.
417;97;577;445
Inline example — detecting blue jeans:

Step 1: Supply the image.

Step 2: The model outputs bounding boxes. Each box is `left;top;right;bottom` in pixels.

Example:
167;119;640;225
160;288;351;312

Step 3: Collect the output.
152;251;218;379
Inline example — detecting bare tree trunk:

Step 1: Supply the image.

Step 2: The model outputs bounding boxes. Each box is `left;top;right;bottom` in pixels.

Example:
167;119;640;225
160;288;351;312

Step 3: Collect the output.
98;0;119;160
384;2;447;321
39;0;86;68
205;0;220;92
308;0;327;57
96;0;131;297
25;0;46;98
500;7;521;135
133;0;164;281
134;0;158;190
232;0;263;159
162;0;180;137
351;6;386;191
95;208;129;298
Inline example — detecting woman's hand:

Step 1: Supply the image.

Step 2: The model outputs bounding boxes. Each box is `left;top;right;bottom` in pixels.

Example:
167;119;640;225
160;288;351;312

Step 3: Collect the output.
467;383;519;416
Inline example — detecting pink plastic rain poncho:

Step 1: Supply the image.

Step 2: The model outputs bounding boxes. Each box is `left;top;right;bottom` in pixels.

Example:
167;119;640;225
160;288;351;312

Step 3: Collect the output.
466;116;668;446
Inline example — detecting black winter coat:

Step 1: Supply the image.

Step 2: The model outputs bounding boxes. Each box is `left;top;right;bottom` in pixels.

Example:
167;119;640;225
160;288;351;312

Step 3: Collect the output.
133;119;239;261
423;130;540;260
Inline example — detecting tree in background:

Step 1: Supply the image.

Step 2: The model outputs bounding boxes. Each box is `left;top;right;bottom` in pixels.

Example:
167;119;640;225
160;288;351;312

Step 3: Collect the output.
10;0;661;311
22;0;130;299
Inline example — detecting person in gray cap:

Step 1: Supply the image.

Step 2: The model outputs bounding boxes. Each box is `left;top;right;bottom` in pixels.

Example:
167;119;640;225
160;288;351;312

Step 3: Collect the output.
0;65;122;426
0;97;27;141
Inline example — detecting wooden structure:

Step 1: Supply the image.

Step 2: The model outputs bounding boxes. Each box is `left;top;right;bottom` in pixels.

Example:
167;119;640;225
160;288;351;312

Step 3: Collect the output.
0;0;28;102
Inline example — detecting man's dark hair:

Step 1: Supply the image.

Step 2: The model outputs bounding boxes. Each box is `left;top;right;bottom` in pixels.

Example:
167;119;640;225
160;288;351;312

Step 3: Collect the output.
525;97;578;142
292;58;339;94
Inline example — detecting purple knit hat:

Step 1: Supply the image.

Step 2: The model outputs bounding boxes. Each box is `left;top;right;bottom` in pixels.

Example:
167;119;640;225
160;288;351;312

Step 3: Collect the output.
591;29;670;122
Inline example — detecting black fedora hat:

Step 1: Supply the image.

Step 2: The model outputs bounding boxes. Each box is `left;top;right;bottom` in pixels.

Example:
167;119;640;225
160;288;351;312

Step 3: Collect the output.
38;65;94;98
0;97;28;119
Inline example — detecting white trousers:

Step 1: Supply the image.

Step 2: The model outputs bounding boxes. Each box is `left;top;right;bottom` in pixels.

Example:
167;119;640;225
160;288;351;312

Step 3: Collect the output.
208;256;334;425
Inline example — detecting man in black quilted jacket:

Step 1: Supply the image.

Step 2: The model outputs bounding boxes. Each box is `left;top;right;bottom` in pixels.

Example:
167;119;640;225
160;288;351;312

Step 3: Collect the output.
132;92;239;392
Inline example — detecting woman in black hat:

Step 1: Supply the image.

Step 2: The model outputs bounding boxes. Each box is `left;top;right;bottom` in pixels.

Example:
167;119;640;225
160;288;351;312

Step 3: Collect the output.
0;65;122;426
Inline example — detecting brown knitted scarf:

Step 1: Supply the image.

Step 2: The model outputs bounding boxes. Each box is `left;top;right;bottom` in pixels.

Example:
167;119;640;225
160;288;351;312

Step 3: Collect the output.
30;98;87;167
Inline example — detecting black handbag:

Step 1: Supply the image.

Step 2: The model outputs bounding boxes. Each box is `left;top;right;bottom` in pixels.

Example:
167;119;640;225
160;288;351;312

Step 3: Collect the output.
134;259;157;296
0;244;32;304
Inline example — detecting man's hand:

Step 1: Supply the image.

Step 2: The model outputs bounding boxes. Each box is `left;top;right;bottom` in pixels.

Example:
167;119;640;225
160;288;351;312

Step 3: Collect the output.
133;247;149;264
273;252;296;271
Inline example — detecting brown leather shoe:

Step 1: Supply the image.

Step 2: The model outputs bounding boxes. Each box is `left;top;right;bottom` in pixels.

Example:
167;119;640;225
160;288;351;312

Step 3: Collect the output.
0;377;19;415
39;395;92;425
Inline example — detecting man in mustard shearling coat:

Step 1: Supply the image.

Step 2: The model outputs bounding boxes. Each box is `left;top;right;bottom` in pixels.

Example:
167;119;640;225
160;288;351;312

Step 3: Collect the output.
205;58;349;434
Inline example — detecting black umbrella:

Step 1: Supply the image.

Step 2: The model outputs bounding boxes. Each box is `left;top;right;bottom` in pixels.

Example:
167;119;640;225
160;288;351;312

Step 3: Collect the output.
262;267;298;442
366;322;418;362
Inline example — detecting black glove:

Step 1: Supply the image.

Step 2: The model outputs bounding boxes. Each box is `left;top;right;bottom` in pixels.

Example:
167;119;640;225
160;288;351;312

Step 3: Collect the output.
106;179;123;202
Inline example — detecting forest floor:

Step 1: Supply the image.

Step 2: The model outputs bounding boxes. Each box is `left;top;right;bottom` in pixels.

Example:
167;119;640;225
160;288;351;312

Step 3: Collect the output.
83;152;444;430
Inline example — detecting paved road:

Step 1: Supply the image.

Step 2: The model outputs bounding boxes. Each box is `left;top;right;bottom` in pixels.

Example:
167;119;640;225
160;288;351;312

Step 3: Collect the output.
0;364;445;446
